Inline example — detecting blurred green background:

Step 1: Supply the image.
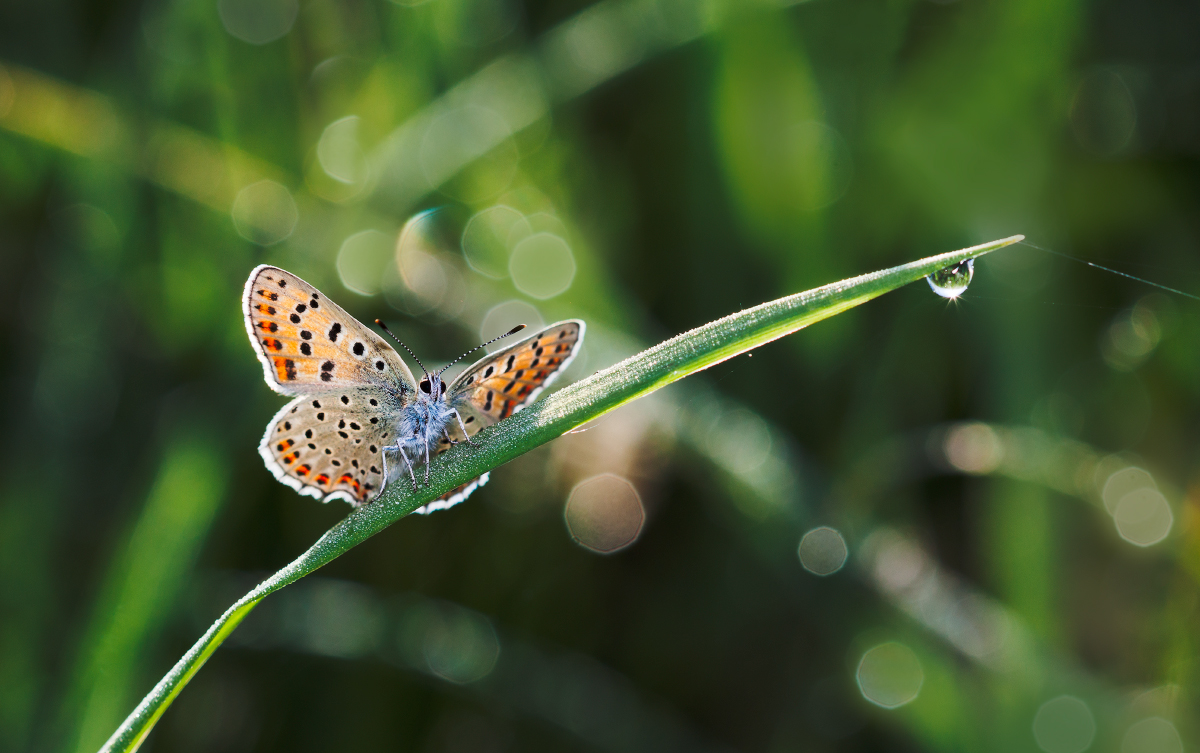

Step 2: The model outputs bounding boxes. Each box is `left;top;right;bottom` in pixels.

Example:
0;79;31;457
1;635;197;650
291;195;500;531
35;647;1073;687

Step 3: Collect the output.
1;0;1198;750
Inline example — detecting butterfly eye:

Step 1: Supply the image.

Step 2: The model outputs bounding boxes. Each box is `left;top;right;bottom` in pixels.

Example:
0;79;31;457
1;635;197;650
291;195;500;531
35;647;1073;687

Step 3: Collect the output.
438;381;446;397
419;378;431;394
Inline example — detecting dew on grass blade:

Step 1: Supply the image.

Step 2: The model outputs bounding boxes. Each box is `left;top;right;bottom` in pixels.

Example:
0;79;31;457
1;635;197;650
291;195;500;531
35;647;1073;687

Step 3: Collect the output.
926;258;974;298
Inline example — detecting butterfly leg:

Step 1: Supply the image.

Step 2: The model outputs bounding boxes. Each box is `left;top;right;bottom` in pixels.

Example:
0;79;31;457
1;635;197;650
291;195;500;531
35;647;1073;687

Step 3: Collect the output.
423;438;431;483
384;444;418;490
451;409;474;445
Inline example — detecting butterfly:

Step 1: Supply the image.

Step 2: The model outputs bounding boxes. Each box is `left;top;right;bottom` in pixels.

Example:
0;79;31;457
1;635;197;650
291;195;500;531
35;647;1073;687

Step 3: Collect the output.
242;265;585;512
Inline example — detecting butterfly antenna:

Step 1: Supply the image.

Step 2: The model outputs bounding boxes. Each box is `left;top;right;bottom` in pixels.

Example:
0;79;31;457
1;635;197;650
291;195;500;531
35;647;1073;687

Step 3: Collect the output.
374;319;429;376
436;325;527;377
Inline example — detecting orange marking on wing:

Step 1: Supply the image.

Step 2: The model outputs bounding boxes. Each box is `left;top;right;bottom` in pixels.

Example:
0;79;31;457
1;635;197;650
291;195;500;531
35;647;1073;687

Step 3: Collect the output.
296;464;311;476
315;473;330;485
282;451;299;463
272;357;298;381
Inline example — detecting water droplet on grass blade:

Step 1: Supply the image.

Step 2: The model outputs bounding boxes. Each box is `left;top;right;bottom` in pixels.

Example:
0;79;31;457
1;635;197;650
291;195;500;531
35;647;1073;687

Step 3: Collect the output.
927;258;974;298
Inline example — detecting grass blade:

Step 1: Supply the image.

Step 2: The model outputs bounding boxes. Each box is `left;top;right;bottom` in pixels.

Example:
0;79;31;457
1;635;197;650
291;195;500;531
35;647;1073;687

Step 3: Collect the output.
99;235;1022;752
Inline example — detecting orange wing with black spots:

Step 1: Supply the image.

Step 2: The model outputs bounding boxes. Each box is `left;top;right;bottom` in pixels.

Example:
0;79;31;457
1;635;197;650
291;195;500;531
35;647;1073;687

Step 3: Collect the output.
447;320;585;427
242;265;416;396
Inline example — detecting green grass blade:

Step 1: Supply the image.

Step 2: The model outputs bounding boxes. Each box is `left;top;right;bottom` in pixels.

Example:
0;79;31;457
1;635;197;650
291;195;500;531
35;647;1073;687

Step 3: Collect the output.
99;235;1021;752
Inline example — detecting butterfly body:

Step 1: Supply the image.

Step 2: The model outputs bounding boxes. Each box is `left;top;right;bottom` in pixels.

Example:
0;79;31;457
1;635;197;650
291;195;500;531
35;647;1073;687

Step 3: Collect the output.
386;372;471;485
242;264;584;511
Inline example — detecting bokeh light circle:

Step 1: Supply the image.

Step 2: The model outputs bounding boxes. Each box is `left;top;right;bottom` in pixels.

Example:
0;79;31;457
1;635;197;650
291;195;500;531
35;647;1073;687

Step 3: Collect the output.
509;232;576;299
1121;717;1183;753
231;180;298;246
337;230;393;296
856;642;923;709
565;474;645;554
218;0;299;44
422;606;501;684
1032;696;1097;753
317;115;369;186
462;205;529;279
1114;488;1173;547
1102;466;1156;514
798;527;848;576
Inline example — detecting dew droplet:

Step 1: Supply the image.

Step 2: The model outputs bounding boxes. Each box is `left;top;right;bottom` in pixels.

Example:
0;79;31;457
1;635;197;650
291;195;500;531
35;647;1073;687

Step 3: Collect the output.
927;258;974;298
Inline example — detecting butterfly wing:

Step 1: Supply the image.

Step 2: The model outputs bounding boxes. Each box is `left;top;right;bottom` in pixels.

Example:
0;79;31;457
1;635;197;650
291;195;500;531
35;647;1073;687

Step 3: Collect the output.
408;320;585;515
261;388;402;505
243;265;417;395
447;319;586;424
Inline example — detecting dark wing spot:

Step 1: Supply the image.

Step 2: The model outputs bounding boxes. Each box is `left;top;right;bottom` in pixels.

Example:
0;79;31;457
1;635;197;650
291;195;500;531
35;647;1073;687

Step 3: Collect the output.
484;366;494;377
466;375;475;384
531;358;540;367
308;443;316;449
352;460;359;467
325;448;332;454
370;466;380;474
536;347;544;356
341;395;350;404
559;330;567;338
369;445;377;453
290;313;301;323
328;322;342;341
369;417;378;424
338;431;349;438
349;422;360;430
353;342;364;356
312;400;321;408
321;361;334;372
316;412;325;420
284;421;291;430
321;372;332;382
464;416;475;424
300;330;312;340
375;361;384;370
338;419;346;429
369;399;378;406
284;359;297;380
505;355;516;372
305;429;312;438
514;369;525;380
310;298;319;309
278;278;287;288
331;459;341;466
295;304;306;313
300;342;311;356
